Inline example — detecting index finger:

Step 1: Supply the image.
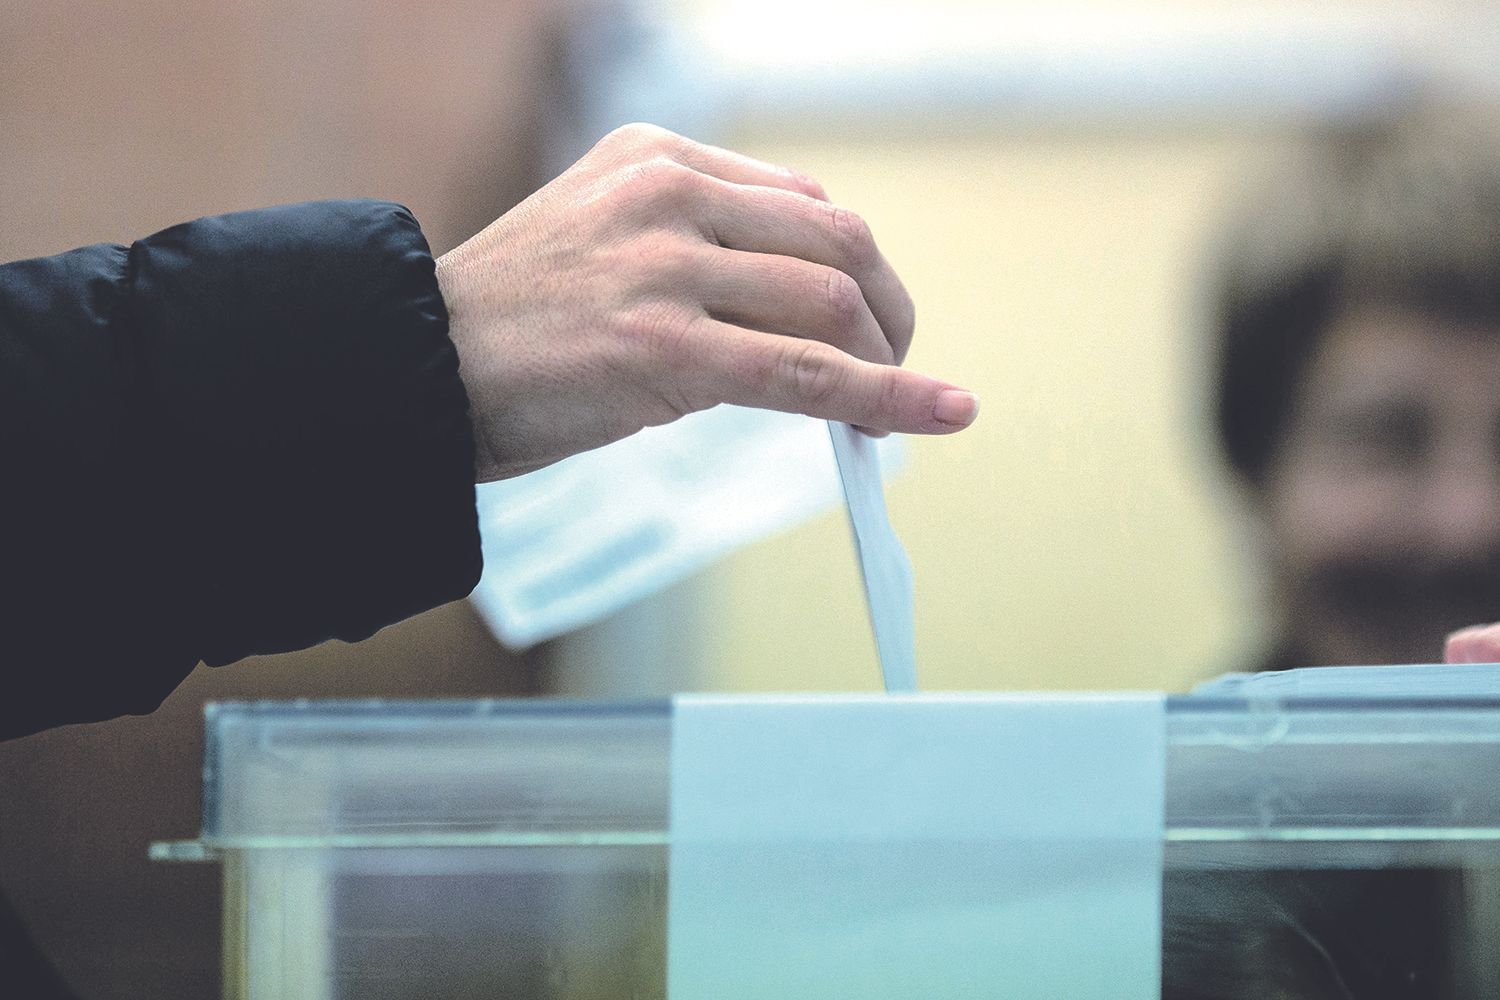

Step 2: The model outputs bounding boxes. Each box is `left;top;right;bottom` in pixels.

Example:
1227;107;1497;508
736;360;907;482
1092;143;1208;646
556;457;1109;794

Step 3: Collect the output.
683;318;978;435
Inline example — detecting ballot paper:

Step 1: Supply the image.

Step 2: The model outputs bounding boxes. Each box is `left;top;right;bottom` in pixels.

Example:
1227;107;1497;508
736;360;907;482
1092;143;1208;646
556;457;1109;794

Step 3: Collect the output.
828;422;918;692
468;407;902;649
667;693;1168;1000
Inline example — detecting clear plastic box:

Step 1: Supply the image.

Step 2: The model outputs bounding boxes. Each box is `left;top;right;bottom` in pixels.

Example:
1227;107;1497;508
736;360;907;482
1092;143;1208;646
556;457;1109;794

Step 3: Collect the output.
154;693;1500;999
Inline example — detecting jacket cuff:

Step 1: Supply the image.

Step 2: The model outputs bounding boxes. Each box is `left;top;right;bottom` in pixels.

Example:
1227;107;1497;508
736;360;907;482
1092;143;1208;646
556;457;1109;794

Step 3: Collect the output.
129;200;482;663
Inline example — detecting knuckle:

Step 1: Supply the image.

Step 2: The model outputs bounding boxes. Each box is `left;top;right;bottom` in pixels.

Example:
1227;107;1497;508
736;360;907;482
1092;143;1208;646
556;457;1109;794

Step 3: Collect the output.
616;156;700;209
895;286;917;342
781;341;845;405
605;121;676;151
876;367;908;419
829;205;876;269
616;235;700;296
619;302;696;359
822;268;864;329
656;235;706;280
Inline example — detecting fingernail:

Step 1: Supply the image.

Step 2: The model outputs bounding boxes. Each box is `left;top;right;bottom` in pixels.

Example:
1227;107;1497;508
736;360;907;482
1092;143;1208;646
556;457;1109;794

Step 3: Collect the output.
932;390;979;427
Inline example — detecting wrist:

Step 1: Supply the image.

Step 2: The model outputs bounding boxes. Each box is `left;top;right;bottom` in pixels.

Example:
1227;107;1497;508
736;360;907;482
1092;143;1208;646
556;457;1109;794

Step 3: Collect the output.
436;252;504;484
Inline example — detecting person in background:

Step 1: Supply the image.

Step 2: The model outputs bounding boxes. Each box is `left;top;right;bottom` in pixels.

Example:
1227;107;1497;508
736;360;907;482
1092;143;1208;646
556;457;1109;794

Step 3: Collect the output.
1209;109;1500;673
1163;108;1500;1000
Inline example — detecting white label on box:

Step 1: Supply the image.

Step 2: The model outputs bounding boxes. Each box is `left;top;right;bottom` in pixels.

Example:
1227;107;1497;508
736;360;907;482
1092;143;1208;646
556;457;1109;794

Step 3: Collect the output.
667;693;1166;1000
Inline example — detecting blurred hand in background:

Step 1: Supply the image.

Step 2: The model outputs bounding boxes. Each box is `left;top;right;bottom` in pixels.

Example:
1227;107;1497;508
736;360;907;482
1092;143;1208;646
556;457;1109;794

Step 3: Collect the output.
1445;623;1500;663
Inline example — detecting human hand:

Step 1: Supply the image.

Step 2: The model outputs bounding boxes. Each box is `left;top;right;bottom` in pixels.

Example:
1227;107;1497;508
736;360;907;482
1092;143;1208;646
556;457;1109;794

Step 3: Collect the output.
1445;623;1500;663
436;123;978;482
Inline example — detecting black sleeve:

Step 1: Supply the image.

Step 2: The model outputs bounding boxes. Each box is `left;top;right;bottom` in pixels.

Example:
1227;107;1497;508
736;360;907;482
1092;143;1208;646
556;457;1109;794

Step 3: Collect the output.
0;200;482;740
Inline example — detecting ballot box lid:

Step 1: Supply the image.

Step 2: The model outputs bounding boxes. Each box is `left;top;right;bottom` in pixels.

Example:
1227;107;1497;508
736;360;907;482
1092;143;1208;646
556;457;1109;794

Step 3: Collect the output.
192;685;1500;867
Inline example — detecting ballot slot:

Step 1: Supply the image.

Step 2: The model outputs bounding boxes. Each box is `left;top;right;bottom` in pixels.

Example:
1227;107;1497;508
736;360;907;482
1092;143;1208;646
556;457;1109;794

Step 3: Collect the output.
165;694;1500;1000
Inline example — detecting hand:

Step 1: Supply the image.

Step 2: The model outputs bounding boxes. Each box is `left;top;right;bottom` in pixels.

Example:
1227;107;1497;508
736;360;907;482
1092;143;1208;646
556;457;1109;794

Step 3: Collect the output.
436;123;979;482
1445;623;1500;663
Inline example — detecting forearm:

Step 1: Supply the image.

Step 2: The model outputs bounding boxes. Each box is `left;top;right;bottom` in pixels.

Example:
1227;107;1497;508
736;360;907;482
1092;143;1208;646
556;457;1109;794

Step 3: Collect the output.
0;201;482;738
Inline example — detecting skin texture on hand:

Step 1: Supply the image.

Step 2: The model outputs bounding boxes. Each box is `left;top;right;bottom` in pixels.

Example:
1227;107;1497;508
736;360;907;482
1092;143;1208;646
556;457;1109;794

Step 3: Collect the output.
1445;623;1500;663
436;123;979;483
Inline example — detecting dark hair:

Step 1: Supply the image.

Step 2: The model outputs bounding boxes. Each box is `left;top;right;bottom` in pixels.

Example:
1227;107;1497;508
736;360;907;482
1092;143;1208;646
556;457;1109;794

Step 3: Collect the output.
1210;109;1500;486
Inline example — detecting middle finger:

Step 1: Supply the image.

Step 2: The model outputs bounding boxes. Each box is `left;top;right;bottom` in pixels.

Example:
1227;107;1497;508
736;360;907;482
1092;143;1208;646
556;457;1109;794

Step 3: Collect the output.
695;181;916;364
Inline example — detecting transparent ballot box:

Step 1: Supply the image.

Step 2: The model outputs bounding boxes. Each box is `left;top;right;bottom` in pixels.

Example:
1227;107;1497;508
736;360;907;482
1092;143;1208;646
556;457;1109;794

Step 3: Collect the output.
154;689;1500;1000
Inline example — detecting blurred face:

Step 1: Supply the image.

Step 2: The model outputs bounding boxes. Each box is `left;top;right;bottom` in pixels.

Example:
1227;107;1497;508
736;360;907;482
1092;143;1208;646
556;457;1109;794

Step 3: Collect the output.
1259;305;1500;666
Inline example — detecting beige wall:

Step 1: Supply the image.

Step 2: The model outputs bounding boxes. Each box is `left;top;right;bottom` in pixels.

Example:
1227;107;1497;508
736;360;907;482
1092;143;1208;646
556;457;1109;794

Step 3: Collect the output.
693;127;1303;694
0;0;578;261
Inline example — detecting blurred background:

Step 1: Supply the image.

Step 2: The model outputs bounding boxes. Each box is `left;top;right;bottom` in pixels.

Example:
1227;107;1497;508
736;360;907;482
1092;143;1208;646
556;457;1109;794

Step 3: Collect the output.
6;0;1500;997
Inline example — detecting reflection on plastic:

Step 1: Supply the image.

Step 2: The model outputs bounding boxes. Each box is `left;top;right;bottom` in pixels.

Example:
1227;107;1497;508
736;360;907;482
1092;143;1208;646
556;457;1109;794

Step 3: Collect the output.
469;406;903;649
828;421;917;692
1194;662;1500;699
667;693;1167;1000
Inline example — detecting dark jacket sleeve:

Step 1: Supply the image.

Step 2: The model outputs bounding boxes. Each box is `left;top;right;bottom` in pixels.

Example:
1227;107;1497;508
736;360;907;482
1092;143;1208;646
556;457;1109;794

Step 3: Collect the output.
0;200;482;740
